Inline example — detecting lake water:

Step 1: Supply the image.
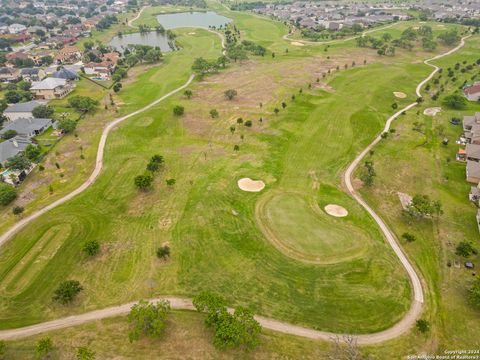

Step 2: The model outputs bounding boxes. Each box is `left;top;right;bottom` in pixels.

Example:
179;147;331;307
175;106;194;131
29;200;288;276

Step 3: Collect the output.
109;32;172;52
156;11;231;29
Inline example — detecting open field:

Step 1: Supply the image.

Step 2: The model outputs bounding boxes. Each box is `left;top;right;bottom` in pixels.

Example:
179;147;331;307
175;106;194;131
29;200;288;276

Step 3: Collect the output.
0;3;479;358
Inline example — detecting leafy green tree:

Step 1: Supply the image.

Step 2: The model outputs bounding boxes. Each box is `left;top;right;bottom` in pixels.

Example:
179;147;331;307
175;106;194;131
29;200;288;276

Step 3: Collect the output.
224;89;238;100
2;129;17;140
166;178;176;186
437;30;460;45
156;245;170;259
209;109;219;118
402;233;416;242
416;319;430;333
113;83;122;93
455;241;477;257
0;184;16;206
274;108;279;115
360;161;375;186
184;90;193;99
5;154;31;171
244;120;252;127
352;23;363;34
128;300;171;342
403;194;442;221
32;105;54;118
134;174;153;190
443;94;467;109
76;346;95;360
83;239;100;256
53;280;83;304
173;105;184;116
36;337;53;359
58;119;77;134
12;206;24;215
68;96;99;113
25;144;41;162
469;277;480;307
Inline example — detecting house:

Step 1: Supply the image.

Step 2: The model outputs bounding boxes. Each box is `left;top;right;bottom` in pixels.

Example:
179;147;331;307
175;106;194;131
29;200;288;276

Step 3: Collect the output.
103;52;119;65
464;83;480;101
466;143;480;162
0;67;20;82
4;100;47;121
469;186;480;205
52;67;79;80
8;23;27;34
54;45;81;64
0;136;31;166
20;67;46;82
84;61;114;80
30;77;73;99
0;117;53;138
466;160;480;183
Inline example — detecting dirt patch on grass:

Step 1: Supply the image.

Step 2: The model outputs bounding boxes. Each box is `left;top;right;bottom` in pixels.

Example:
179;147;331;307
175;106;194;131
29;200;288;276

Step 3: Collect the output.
324;204;348;217
238;178;265;192
291;41;305;46
397;192;412;210
424;107;442;116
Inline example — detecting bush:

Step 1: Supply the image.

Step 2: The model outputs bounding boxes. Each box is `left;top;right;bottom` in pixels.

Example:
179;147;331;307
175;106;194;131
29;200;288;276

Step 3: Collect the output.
244;120;252;127
416;319;430;333
443;94;467;109
0;183;16;206
12;206;24;215
156;245;170;259
456;241;477;257
82;239;100;256
53;280;83;304
402;233;416;242
209;109;219;118
134;174;153;190
128;300;170;342
173;105;184;116
2;129;17;140
32;105;54;118
36;337;53;358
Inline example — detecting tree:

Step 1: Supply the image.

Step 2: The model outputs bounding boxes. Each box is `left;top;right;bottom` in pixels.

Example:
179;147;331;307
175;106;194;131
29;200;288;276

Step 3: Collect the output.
166;178;176;186
274;108;279;115
83;239;100;256
403;194;442;221
0;184;16;206
244;120;252;127
224;89;237;100
438;30;460;46
2;129;17;140
184;90;193;99
156;245;170;259
25;144;41;162
193;291;261;349
455;241;477;257
173;105;184;116
53;280;83;304
382;32;392;42
36;337;53;359
469;277;480;307
58;119;77;134
5;90;22;104
281;102;287;109
210;109;219;118
134;174;153;190
352;23;363;34
68;95;99;113
76;346;95;360
416;319;430;333
128;300;171;342
113;82;122;93
443;94;467;109
402;233;416;242
5;154;31;171
360;161;375;186
32;105;54;118
12;206;24;216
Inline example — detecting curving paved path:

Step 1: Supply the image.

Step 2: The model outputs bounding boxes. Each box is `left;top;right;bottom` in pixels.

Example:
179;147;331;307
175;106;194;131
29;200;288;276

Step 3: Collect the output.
0;74;195;249
128;6;150;28
0;34;472;344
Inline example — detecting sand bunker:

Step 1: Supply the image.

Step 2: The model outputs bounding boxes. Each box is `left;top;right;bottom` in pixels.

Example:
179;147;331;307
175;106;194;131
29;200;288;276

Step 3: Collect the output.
291;41;305;46
324;204;348;217
423;107;442;116
238;178;265;192
188;32;196;35
393;91;407;98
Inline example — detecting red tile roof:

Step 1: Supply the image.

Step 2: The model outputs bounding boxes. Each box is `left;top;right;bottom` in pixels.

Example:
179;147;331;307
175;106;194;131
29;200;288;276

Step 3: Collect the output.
464;84;480;95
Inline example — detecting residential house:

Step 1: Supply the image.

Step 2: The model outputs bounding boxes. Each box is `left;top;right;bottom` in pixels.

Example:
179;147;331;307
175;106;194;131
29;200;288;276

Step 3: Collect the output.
103;52;119;65
84;61;114;80
0;136;31;166
52;67;79;80
0;67;20;82
466;143;480;162
54;45;81;64
8;23;27;34
27;50;56;65
0;117;53;138
30;77;73;99
467;160;480;183
4;100;47;121
464;83;480;101
20;67;46;82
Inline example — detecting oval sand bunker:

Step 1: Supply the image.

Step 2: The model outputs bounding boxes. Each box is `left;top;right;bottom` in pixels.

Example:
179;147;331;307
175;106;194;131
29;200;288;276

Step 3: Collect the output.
291;41;305;46
423;107;441;117
393;91;407;98
238;178;265;192
324;204;348;217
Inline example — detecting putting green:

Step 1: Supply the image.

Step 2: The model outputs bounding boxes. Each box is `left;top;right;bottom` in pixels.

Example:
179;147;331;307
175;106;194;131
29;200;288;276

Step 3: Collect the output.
257;192;370;264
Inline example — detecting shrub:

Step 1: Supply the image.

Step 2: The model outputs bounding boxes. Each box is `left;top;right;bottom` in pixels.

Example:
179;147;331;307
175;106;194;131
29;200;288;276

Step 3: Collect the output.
173;105;184;116
134;174;153;190
0;183;16;206
12;206;24;215
402;233;416;242
82;239;100;256
416;319;430;333
156;245;170;259
53;280;83;304
456;241;477;257
128;300;170;342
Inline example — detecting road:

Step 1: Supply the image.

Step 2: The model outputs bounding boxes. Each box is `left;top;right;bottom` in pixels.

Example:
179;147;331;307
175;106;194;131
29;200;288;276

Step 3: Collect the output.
0;32;471;344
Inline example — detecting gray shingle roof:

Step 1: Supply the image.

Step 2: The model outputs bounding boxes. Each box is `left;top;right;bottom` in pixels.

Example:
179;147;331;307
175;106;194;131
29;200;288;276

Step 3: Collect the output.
0;136;31;164
0;117;52;136
467;160;480;179
4;100;46;113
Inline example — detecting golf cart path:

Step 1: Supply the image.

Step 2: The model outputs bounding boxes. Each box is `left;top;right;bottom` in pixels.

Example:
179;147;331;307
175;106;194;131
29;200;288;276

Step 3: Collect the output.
0;35;471;344
128;6;150;28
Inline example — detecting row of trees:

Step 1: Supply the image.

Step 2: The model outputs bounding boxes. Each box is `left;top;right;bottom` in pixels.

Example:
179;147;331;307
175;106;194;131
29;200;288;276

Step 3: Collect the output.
134;154;168;191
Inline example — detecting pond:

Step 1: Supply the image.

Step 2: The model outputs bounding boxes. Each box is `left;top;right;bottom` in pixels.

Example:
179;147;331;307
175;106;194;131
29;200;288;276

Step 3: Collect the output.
109;32;173;52
156;11;232;29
